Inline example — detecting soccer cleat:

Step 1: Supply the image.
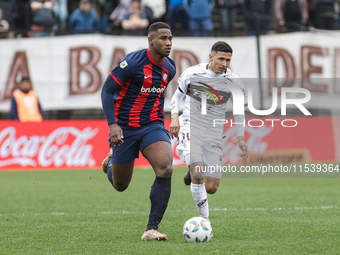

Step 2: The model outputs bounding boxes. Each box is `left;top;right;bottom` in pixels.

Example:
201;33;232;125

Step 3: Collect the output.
141;230;168;241
101;152;111;174
183;168;191;186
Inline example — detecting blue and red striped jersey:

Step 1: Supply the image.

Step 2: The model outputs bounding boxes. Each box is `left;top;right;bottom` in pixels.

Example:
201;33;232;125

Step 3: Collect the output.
102;48;176;127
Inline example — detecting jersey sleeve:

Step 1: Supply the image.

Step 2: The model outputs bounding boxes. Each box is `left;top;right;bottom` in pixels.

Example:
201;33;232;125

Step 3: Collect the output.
230;73;247;107
170;67;192;115
110;54;136;86
177;67;192;95
229;73;247;138
101;54;136;125
101;75;120;125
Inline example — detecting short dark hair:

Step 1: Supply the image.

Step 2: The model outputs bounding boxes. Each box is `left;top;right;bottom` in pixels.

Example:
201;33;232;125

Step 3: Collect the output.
211;41;233;54
148;22;171;36
21;77;30;82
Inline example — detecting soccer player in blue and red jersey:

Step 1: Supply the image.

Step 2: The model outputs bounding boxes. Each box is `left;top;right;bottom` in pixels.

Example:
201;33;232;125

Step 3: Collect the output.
101;22;176;241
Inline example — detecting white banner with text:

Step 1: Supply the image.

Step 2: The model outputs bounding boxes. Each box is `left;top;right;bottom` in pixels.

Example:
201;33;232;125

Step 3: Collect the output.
0;32;340;112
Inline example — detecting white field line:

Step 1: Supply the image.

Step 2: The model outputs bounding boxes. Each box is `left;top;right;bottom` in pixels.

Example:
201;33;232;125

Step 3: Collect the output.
0;205;337;217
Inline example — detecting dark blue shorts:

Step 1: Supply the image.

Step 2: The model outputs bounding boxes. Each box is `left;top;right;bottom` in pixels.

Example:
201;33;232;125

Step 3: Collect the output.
109;121;170;164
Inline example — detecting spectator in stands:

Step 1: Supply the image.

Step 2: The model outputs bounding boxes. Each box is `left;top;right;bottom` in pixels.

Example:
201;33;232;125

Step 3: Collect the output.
94;2;109;33
0;7;10;38
141;0;166;22
243;0;271;35
0;0;17;32
10;77;43;122
216;0;238;35
30;0;56;36
275;0;309;30
109;0;131;27
69;0;99;33
168;0;189;33
185;0;214;36
313;0;336;29
121;0;149;35
53;0;68;31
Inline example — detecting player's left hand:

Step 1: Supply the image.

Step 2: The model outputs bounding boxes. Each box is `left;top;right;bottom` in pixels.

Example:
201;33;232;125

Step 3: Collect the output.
238;139;249;159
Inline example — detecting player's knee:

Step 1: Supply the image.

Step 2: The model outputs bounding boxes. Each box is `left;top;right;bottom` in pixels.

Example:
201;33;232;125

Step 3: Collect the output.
113;182;129;192
157;163;173;178
206;185;218;194
192;176;205;184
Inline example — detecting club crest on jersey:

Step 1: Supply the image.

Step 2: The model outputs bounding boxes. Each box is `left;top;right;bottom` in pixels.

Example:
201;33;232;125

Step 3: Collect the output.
163;73;168;81
120;60;128;69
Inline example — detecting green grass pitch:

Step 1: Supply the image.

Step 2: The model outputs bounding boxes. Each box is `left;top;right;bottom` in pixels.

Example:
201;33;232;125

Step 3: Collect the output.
0;167;339;254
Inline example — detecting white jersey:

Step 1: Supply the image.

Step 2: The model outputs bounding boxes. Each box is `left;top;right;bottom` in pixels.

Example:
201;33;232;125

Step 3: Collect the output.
171;63;247;140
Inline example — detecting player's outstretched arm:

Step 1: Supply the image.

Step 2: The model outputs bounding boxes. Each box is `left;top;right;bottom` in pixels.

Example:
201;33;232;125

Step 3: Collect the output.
169;113;180;139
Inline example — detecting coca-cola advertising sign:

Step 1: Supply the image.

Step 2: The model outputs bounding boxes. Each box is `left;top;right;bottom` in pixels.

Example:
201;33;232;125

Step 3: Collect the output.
0;121;108;170
0;117;337;170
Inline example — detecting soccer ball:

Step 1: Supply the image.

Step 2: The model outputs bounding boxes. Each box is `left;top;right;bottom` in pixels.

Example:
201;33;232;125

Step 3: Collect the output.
183;217;213;243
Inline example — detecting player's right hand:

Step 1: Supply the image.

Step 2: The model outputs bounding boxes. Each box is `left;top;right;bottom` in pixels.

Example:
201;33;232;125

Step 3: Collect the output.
238;139;249;159
169;113;180;139
109;124;124;146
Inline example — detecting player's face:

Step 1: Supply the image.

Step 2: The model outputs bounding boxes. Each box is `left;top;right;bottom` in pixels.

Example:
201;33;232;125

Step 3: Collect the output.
209;51;232;74
150;28;172;57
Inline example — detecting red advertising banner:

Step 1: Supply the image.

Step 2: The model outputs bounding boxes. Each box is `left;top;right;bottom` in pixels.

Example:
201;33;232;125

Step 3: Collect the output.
0;121;108;170
222;117;336;164
0;117;336;170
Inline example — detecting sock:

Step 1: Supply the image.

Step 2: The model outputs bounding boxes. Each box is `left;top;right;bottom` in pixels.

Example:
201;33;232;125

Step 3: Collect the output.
106;159;113;186
147;177;171;230
191;183;209;219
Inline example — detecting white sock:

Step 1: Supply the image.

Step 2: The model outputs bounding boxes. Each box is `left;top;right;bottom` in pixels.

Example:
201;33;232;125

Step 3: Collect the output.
190;183;209;219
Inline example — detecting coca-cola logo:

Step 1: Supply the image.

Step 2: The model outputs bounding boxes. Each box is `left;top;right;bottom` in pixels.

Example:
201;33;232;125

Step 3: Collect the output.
0;126;98;168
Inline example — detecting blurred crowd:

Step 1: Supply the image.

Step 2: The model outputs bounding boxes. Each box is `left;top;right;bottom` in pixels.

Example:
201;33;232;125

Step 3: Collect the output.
0;0;340;38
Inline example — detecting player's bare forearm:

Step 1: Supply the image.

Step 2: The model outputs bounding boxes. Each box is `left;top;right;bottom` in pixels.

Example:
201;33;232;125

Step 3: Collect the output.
169;113;180;139
238;137;249;159
109;124;124;146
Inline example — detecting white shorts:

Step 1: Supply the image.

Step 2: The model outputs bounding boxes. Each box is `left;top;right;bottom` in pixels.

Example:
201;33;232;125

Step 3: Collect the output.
176;118;223;179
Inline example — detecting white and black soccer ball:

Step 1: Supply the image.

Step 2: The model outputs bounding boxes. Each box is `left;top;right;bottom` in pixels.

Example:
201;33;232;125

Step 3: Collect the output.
183;217;213;243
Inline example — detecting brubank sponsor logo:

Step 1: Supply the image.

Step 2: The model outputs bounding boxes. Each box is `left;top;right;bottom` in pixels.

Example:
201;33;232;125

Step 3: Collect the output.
141;85;165;93
201;85;312;128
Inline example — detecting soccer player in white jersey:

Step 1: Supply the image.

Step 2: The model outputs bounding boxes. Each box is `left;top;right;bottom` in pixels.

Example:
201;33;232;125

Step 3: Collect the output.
169;41;249;223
